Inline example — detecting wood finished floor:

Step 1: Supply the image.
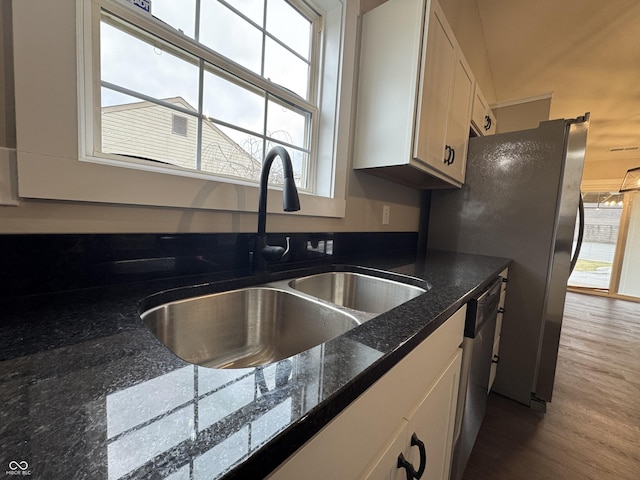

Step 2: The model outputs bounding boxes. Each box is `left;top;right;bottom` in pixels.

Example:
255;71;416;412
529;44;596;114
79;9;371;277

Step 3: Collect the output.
461;292;640;480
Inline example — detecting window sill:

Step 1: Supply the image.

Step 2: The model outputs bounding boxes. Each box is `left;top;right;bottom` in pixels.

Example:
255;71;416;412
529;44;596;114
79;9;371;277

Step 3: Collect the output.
16;150;346;217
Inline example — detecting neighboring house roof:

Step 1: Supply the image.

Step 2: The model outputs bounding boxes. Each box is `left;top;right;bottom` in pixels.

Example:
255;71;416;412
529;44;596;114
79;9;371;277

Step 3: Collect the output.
101;97;280;183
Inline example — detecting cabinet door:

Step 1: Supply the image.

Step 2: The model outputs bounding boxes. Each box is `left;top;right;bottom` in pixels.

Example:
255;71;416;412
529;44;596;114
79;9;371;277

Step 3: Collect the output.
393;349;463;480
354;0;424;170
441;54;474;183
488;335;500;392
360;421;409;480
471;86;496;136
413;1;456;172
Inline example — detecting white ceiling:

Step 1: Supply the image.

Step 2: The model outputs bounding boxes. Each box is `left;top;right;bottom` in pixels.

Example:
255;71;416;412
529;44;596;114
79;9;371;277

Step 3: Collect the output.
476;0;640;164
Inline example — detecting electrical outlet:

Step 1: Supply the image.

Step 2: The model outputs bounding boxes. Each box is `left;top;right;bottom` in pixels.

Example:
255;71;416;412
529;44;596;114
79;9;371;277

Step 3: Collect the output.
382;204;390;225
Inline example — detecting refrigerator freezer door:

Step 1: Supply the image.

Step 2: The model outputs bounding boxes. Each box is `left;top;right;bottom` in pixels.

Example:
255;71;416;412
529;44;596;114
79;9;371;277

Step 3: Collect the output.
534;115;589;402
428;116;588;406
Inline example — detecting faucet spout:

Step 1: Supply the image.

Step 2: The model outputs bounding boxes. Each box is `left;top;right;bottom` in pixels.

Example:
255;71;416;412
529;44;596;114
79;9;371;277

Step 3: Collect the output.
253;146;300;271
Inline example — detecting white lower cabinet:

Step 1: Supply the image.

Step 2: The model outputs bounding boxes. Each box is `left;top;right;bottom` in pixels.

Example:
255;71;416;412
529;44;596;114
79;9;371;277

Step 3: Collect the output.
391;350;462;480
267;306;465;480
364;349;462;480
362;420;410;480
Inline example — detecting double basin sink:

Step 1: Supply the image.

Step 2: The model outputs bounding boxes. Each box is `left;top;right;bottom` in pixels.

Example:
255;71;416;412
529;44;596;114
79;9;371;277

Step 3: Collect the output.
141;270;427;369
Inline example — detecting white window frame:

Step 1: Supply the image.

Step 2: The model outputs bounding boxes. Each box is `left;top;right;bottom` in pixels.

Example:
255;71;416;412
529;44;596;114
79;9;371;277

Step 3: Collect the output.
12;0;357;218
94;1;319;191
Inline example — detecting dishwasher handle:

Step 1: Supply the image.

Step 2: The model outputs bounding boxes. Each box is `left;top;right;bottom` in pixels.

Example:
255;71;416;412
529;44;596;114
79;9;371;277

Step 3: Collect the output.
465;278;502;338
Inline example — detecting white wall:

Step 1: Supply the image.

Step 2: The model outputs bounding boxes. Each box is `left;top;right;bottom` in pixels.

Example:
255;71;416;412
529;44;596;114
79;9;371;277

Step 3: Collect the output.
438;0;496;103
493;96;552;134
618;192;640;297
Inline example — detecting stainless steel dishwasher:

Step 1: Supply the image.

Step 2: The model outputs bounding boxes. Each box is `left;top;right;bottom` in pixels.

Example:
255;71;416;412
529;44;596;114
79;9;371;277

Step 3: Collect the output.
450;277;503;480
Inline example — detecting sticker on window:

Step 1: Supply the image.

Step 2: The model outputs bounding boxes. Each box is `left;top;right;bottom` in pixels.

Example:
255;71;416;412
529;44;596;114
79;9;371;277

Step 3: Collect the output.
117;0;151;15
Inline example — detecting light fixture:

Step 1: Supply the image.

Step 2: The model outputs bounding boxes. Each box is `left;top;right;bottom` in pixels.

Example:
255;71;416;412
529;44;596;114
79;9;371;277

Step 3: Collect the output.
619;166;640;192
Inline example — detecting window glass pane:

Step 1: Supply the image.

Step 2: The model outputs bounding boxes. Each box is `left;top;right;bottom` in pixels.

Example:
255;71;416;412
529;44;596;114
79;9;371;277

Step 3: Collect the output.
231;0;265;25
267;98;309;148
201;124;263;181
568;192;623;290
102;88;140;108
100;20;200;108
101;88;198;169
199;0;262;73
96;1;319;191
203;68;265;134
267;0;311;59
266;141;307;188
152;0;197;38
264;37;309;98
618;192;640;297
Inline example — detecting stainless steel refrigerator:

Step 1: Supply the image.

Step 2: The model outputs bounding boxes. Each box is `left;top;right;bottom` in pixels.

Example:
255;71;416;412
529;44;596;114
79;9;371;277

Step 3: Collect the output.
427;114;589;410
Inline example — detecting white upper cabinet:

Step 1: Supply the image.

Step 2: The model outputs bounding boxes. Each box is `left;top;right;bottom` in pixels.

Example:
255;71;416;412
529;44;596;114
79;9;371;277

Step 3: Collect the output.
471;84;497;136
353;0;474;189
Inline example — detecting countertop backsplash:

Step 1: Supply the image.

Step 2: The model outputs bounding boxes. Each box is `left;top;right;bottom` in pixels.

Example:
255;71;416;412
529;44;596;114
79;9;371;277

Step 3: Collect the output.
0;232;419;299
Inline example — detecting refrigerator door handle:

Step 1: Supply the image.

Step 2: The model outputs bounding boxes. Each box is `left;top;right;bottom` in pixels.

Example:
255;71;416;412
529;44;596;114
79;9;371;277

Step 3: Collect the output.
570;194;585;274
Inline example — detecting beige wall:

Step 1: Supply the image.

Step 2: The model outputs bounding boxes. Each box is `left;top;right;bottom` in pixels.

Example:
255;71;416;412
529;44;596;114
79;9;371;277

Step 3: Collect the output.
362;0;497;102
493;97;552;134
582;157;640;192
490;96;639;191
439;0;496;103
0;1;15;149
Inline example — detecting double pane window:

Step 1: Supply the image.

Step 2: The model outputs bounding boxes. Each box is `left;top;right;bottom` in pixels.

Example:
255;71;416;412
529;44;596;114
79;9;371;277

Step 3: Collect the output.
98;0;318;190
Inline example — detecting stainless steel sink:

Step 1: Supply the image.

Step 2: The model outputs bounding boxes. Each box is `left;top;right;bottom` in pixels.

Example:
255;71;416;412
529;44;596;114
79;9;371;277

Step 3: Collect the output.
141;287;360;369
288;272;426;314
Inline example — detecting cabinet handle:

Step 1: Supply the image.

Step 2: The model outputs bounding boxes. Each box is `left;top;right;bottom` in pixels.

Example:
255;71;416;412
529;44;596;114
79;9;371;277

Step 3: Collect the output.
443;145;451;165
443;146;455;166
396;433;427;479
397;453;416;480
412;433;427;479
492;354;500;364
498;307;505;314
484;115;492;131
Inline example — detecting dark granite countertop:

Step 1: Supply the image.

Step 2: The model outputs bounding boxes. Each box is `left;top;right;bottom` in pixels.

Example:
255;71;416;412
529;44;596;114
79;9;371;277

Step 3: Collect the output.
0;250;510;480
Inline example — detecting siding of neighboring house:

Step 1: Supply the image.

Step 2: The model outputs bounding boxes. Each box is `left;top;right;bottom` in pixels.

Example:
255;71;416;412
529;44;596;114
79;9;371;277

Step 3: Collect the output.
101;97;270;182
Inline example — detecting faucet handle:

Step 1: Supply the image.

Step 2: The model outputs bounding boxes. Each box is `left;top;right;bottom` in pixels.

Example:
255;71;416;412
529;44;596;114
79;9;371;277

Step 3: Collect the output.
281;236;291;261
260;236;292;263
